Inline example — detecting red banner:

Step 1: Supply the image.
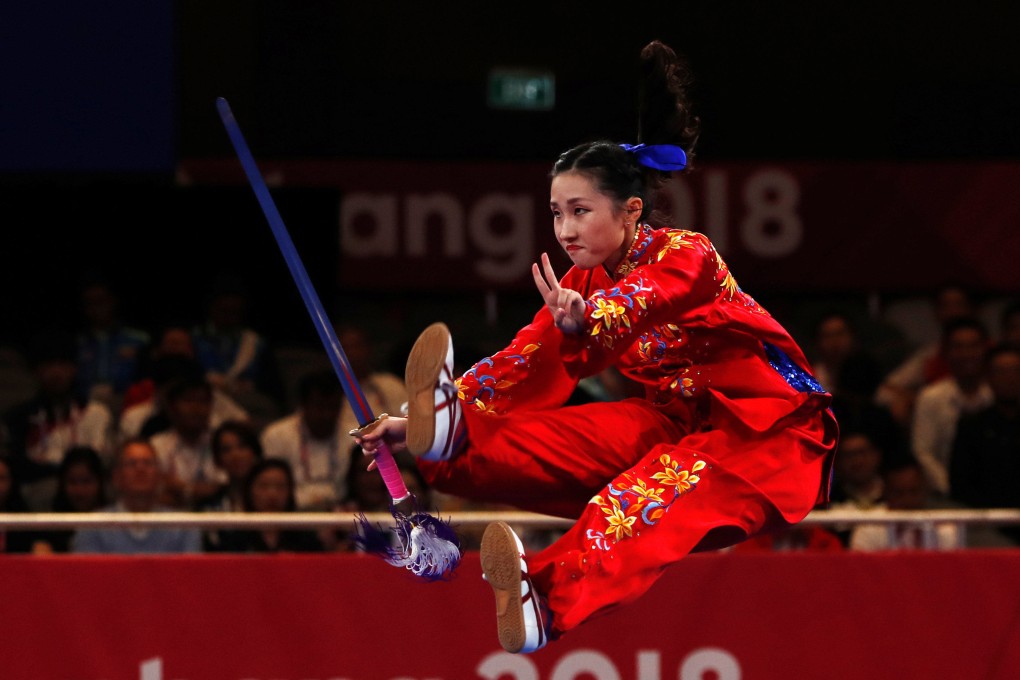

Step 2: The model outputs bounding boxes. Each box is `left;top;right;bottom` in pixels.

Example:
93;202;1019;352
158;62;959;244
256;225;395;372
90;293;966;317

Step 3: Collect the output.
180;158;1020;293
3;550;1019;679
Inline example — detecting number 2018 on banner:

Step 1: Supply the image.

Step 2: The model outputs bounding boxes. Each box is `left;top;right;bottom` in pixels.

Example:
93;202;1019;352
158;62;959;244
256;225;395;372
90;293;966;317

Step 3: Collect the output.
664;168;802;258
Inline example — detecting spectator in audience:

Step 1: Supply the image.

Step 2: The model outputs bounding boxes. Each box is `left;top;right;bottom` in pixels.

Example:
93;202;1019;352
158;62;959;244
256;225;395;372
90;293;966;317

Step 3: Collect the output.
877;284;976;425
849;458;961;551
192;273;284;421
73;438;201;554
810;311;881;396
217;458;324;553
335;325;407;435
827;428;890;545
261;369;353;510
148;374;226;509
0;456;33;553
3;330;113;509
120;318;199;411
829;429;887;510
911;317;993;496
339;445;391;514
73;274;150;411
950;343;1020;544
119;354;249;442
32;446;108;553
202;420;265;550
207;420;263;512
811;312;897;451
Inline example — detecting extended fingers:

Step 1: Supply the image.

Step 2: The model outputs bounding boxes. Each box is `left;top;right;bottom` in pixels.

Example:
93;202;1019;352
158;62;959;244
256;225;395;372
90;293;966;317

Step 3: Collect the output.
532;262;552;299
541;252;560;292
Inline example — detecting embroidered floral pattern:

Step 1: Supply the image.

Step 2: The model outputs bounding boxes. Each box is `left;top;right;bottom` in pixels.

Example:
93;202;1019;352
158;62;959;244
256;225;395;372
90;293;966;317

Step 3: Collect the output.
589;454;706;545
616;225;766;315
709;242;766;313
636;324;683;364
668;370;696;398
585;279;654;350
656;230;698;262
459;343;541;415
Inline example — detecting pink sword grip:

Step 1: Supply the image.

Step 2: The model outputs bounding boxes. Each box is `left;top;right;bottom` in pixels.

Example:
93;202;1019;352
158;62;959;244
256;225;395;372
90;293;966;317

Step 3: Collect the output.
373;441;410;504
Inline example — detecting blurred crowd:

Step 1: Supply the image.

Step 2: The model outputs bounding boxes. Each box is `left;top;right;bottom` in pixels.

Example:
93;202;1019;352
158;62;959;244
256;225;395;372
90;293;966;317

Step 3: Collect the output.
1;274;1018;555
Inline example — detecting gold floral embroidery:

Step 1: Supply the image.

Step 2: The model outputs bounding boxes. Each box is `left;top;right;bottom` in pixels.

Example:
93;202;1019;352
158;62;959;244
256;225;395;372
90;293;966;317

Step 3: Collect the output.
668;375;695;398
617;260;637;277
601;495;637;541
590;454;706;544
585;280;652;351
473;399;499;415
629;478;666;504
656;230;698;261
651;466;699;492
591;298;627;329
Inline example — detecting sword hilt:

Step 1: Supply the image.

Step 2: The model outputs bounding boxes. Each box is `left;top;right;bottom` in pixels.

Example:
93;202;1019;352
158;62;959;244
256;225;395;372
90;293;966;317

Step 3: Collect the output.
349;414;411;503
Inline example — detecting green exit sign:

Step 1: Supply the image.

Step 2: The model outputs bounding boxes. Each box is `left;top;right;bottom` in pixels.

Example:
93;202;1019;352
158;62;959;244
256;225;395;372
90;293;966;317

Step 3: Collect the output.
488;69;555;110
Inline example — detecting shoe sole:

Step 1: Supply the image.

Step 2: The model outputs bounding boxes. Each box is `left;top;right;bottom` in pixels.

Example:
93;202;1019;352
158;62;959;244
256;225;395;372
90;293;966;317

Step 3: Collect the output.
481;521;526;654
405;322;451;457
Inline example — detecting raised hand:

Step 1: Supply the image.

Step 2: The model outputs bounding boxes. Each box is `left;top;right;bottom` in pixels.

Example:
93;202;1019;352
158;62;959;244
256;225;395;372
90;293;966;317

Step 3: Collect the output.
532;252;586;333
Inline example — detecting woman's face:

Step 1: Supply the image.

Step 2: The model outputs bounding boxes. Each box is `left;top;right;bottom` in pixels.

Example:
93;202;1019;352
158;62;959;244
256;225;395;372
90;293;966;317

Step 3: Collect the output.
215;431;258;482
836;434;881;485
168;387;213;436
64;462;102;512
250;468;290;512
550;171;636;272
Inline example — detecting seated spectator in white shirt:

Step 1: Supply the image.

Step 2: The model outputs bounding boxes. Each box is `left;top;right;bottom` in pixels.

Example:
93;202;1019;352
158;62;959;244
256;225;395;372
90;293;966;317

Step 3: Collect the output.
850;459;961;551
148;375;226;509
260;370;352;510
911;317;993;496
73;438;201;554
876;284;976;425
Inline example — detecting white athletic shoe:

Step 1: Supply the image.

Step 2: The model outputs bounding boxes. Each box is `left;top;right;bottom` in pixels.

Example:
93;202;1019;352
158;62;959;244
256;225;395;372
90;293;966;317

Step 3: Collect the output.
405;322;465;461
481;521;549;654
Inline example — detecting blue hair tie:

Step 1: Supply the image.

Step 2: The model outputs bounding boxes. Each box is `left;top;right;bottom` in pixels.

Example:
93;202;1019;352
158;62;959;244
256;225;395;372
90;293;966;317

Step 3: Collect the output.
619;143;687;171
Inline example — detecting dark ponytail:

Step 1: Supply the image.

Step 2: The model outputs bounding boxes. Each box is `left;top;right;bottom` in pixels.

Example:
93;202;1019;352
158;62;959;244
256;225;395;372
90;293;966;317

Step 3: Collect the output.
637;40;700;166
552;40;700;224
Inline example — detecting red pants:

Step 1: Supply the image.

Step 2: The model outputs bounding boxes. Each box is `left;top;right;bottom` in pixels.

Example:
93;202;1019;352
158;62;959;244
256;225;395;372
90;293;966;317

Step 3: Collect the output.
419;397;836;637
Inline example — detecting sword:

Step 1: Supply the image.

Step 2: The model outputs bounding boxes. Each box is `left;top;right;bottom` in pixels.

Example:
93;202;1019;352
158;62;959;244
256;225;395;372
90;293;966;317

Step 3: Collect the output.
216;97;460;579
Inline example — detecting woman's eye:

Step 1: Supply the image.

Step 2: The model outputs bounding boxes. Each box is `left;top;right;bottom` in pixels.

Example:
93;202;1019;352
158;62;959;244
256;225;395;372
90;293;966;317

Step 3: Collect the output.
551;209;561;218
574;207;588;215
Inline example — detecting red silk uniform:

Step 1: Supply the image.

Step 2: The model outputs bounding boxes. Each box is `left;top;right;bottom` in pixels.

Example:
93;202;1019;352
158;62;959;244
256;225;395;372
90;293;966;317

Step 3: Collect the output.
418;224;838;637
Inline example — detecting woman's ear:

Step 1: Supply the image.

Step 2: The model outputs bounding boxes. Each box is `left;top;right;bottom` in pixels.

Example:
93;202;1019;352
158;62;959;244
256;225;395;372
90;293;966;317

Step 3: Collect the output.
626;197;643;218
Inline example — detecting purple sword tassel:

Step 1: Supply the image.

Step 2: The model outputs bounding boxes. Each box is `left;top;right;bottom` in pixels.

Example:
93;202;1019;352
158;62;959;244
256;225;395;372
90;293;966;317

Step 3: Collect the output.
216;97;460;579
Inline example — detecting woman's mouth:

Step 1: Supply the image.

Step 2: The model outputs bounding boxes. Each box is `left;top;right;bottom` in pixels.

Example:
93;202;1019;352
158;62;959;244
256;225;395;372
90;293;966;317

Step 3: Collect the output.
564;245;581;253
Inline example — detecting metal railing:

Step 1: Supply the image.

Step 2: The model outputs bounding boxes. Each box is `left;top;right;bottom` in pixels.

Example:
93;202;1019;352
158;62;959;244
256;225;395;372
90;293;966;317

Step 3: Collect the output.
1;508;1019;531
